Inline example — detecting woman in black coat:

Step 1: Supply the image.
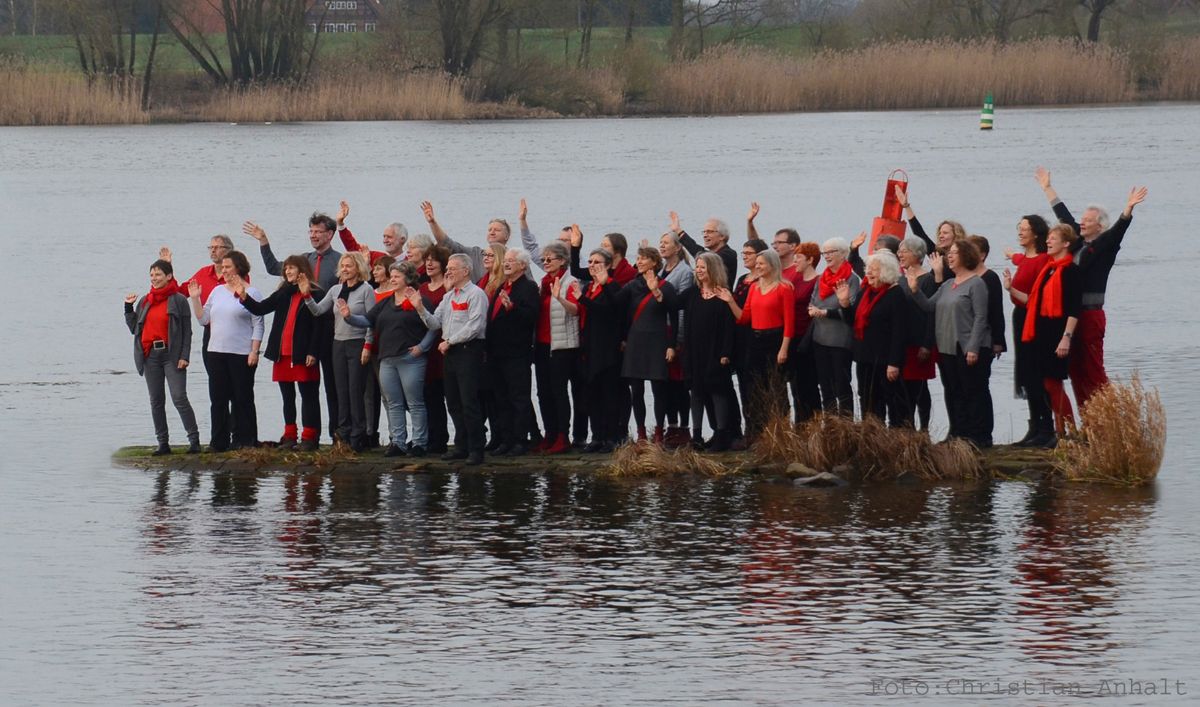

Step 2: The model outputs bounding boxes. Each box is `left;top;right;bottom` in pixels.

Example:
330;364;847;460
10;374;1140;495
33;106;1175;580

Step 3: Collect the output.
1013;224;1083;447
834;251;908;425
616;247;679;444
678;253;737;451
234;254;326;451
573;247;628;452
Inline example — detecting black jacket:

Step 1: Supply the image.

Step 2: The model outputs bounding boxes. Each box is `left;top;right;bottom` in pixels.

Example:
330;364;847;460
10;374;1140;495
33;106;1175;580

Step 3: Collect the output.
575;279;625;379
833;284;908;369
239;283;324;363
679;230;737;287
485;274;540;359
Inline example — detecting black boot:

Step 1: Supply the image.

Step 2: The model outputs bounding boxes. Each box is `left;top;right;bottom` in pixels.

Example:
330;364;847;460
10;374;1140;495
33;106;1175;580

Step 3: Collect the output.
1028;415;1056;448
1014;419;1039;447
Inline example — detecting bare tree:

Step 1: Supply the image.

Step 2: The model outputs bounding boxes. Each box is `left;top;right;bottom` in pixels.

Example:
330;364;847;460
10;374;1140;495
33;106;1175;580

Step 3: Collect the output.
58;0;163;107
1079;0;1123;40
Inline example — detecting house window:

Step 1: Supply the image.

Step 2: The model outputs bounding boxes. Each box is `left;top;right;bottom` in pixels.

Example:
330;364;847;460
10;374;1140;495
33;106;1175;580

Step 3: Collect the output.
365;23;376;32
309;23;317;33
348;23;357;32
325;23;336;32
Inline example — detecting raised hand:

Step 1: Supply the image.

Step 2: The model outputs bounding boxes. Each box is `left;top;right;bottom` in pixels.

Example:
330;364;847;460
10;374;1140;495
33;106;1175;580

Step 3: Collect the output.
405;286;422;309
297;272;311;295
748;202;759;222
498;288;512;309
419;201;435;223
188;280;202;298
1003;247;1015;261
639;237;650;250
337;200;350;226
1126;186;1148;214
835;280;851;306
336;298;351;319
159;246;172;263
550;277;562;299
519;198;528;222
228;275;246;297
714;287;733;303
894;183;908;207
1035;167;1051;191
928;252;944;274
668;210;681;234
644;270;659;292
242;221;267;244
851;231;867;251
124;293;138;305
591;264;608;285
905;267;920;293
359;244;372;260
570;223;583;248
1001;268;1013;292
569;281;583;300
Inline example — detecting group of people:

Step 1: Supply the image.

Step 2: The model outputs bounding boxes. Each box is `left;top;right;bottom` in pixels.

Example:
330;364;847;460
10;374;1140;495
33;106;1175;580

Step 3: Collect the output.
125;169;1147;463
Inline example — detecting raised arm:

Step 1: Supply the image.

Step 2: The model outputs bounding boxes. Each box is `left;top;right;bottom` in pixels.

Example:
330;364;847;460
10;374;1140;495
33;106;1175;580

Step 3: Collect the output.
243;221;281;276
420;201;452;246
896;186;936;256
669;211;704;258
518;198;543;267
746;202;760;242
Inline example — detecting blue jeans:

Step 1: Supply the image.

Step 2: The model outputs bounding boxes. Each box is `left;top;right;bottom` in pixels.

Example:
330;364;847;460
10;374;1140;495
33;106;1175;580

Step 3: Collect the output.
378;351;428;448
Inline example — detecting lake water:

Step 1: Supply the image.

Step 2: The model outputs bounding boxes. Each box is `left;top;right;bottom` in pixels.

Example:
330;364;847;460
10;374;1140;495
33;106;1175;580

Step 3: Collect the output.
2;105;1199;705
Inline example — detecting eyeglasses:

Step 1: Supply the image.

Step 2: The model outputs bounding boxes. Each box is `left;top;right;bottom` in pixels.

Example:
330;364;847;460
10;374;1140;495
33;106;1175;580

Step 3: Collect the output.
773;240;790;246
209;245;228;251
541;257;560;263
587;260;605;266
821;250;839;256
701;229;720;235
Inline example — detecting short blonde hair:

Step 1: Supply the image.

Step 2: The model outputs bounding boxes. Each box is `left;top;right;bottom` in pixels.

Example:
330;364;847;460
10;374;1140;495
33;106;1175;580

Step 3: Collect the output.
340;252;371;283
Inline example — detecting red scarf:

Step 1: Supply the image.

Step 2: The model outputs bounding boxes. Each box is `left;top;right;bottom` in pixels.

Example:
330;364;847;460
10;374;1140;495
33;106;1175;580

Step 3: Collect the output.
490;281;511;320
1021;256;1073;343
819;261;852;300
143;280;179;308
540;269;565;297
854;282;888;340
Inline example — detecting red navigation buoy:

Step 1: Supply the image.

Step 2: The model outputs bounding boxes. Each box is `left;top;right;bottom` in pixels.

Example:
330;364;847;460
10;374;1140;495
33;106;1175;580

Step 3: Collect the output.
869;169;909;253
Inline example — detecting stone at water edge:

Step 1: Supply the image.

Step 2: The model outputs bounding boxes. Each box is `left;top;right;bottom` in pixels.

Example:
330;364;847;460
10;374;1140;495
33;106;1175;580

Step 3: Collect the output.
794;472;849;488
786;462;818;477
895;470;922;485
1017;469;1045;482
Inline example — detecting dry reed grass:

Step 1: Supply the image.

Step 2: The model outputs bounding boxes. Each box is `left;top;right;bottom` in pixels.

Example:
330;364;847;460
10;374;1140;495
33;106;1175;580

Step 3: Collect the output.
651;39;1134;115
1057;373;1166;486
604;440;740;477
231;442;363;470
191;71;475;122
0;66;148;126
753;413;982;481
1157;37;1200;101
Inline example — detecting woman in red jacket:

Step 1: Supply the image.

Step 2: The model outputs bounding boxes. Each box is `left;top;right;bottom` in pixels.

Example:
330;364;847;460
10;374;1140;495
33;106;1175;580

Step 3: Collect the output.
1002;215;1051;446
715;248;793;441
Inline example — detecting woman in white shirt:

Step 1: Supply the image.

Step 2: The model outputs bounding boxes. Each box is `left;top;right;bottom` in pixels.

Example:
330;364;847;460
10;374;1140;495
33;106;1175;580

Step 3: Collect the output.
188;250;264;451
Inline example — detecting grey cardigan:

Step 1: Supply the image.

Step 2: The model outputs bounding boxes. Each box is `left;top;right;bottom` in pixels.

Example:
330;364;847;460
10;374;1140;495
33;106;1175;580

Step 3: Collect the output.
124;293;193;375
912;275;991;355
810;272;861;349
304;281;375;343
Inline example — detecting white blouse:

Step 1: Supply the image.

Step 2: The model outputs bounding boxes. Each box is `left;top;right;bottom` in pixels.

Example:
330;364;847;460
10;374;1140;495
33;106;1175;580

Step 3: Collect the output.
199;285;265;355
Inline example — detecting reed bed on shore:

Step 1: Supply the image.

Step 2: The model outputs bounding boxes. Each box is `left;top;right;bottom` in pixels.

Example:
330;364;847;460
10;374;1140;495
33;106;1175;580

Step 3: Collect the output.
1057;374;1166;486
0;67;148;126
651;39;1134;115
604;440;738;477
753;413;982;481
190;71;475;122
1157;37;1200;100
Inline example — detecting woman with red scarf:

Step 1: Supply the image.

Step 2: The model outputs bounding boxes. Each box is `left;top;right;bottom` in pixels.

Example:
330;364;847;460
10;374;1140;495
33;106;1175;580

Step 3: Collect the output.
1014;224;1082;447
833;252;908;424
1002;215;1052;446
124;258;200;455
234;255;325;451
532;242;581;455
807;237;861;417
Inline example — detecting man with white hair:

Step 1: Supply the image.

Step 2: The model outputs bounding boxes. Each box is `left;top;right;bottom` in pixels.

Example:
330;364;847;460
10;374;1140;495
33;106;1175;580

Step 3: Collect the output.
668;211;738;286
1036;168;1148;409
433;253;490;465
334;200;407;266
420;198;541;283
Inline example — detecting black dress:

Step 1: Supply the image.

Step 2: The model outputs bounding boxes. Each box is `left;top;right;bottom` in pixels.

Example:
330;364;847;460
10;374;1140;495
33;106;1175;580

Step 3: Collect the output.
617;278;679;381
679;288;736;385
1030;263;1082;381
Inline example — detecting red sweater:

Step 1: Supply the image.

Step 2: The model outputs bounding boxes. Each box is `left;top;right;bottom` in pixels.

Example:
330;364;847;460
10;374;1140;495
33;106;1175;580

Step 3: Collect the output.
612;259;637;286
783;265;817;338
1010;252;1051;308
141;299;170;355
739;281;795;337
339;227;388;266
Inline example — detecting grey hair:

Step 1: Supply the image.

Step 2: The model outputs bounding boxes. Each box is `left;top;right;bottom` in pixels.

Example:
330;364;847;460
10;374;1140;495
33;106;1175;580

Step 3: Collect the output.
756;248;783;283
822;237;850;258
408;232;433;251
541;241;569;263
385;222;409;241
866;251;902;286
900;237;927;261
388;260;420;286
660;232;694;266
509;248;532;269
589;248;613;266
447;253;472;274
489;218;512;236
212;234;234;249
708;218;730;242
1084;204;1111;230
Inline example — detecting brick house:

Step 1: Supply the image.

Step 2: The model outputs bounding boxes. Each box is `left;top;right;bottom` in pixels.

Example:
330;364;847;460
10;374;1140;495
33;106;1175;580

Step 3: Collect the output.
305;0;385;33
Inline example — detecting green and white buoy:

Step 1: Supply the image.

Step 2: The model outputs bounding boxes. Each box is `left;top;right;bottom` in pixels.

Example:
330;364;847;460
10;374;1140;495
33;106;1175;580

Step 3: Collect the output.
980;91;994;130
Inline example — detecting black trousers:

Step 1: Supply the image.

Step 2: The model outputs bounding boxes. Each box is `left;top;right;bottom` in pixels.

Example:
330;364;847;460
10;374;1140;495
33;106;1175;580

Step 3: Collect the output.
856;360;905;426
332;338;368;445
690;368;735;435
896;379;930;430
208;351;257;450
535;344;581;438
744;327;789;435
365;353;383;441
444;340;486;454
203;325;239;446
318;344;337;442
629;378;670;430
587;365;625;444
280;380;322;432
490;353;535;446
814;342;854;417
569;358;589;443
424;377;449;452
943;348;993;446
788;342;822;423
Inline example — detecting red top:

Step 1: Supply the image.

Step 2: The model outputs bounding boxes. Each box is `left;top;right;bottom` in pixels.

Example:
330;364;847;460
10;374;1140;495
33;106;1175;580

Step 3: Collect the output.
739;281;795;337
1010;252;1051;308
339;227;387;266
612;259;637;286
280;292;303;357
141;299;170;355
375;289;393;303
783;265;818;338
420;282;449;380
